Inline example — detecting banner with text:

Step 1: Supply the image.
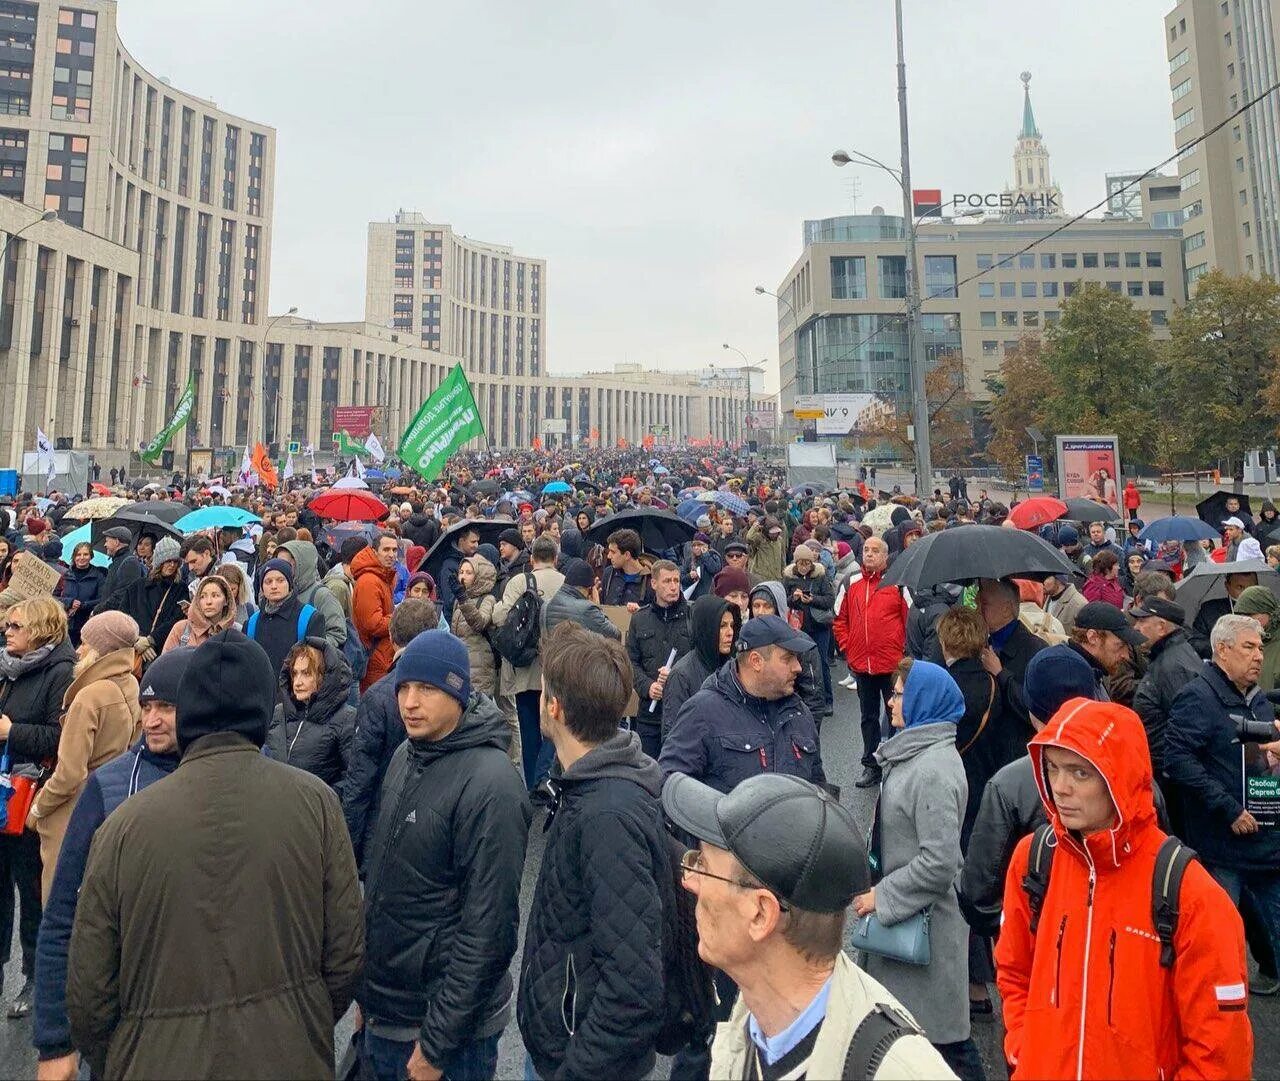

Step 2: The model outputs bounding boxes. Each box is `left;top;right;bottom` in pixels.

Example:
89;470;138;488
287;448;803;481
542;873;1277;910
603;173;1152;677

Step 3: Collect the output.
398;364;485;481
140;376;195;463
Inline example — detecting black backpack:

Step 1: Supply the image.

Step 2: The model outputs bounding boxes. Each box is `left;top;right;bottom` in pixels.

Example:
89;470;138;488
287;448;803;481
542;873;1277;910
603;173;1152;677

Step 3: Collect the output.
489;572;543;668
1021;823;1197;968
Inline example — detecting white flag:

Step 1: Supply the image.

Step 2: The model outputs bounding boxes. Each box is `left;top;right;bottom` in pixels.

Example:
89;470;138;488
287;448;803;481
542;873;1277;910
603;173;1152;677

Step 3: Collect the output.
238;445;252;485
35;428;52;455
283;451;295;481
364;433;386;463
350;456;365;480
303;443;315;458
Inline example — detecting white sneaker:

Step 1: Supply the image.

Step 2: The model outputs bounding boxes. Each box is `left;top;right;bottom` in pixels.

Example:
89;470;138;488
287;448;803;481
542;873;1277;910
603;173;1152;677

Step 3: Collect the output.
839;675;857;689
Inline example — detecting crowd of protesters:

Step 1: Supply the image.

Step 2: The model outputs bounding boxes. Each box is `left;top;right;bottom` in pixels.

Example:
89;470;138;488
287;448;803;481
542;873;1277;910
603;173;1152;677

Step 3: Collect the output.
0;449;1266;1079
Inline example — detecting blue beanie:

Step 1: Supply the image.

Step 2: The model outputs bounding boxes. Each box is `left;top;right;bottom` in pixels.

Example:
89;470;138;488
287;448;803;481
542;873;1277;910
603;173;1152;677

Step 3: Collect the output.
395;629;471;709
1024;644;1099;723
260;558;294;590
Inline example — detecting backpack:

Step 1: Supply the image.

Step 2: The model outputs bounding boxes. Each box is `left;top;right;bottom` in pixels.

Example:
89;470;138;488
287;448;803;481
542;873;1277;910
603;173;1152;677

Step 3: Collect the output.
489;572;543;668
341;618;369;684
246;604;317;645
840;1001;925;1080
1022;823;1197;968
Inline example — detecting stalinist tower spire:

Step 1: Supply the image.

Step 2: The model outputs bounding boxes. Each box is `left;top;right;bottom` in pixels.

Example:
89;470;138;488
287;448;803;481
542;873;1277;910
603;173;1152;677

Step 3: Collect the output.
1004;72;1064;220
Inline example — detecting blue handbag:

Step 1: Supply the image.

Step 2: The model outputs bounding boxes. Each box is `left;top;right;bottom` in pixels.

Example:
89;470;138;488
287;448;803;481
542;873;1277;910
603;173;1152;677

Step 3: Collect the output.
851;908;932;966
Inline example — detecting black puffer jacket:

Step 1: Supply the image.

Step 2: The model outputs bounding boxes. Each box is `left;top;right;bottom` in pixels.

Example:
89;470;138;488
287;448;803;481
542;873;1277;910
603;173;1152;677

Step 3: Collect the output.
0;638;77;767
1132;628;1203;775
661;596;739;740
358;695;531;1066
99;571;187;659
267;638;356;791
625;596;692;730
400;513;440;551
247;593;326;686
517;732;668;1080
780;560;834;636
341;658;402;869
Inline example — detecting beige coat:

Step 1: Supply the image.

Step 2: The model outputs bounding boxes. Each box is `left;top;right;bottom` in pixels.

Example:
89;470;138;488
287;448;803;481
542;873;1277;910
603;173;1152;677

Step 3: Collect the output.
492;565;565;695
710;951;955;1080
30;648;140;897
451;554;498;695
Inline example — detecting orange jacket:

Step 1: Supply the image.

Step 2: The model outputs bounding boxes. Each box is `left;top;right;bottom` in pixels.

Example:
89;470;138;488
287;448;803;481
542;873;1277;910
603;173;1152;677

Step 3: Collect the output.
995;699;1252;1081
351;547;395;691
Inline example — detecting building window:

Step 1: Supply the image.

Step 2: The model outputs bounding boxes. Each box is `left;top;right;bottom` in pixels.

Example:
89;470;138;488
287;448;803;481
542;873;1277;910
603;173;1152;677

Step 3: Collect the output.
1021;282;1037;298
1173;109;1195;135
980;311;996;328
1151;310;1168;326
1106;281;1122;293
1061;253;1077;268
978;282;994;298
1149;281;1165;297
1172;78;1192;101
1127;281;1144;297
1184;199;1203;219
1043;281;1059;297
1082;253;1098;268
877;255;906;299
247;132;265;216
1001;311;1018;327
199;116;214;204
999;282;1015;298
216;217;234;321
1184;231;1206;253
982;340;998;356
1241;189;1248;205
1228;62;1236;79
1103;252;1120;268
1170;49;1189;73
223;125;239;210
1146;251;1163;268
1040;253;1056;270
1244;220;1252;237
1024;310;1040;327
976;253;993;269
829;256;866;300
1237;156;1245;173
1124;251;1141;268
1064;281;1078;297
1019;253;1035;270
1045;310;1061;325
923;256;956;299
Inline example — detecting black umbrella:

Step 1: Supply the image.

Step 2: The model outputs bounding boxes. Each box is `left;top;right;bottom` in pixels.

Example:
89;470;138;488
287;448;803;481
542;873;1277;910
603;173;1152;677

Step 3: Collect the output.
120;499;191;524
1063;498;1119;523
882;524;1077;591
1196;490;1253;531
89;505;183;549
420;519;513;582
582;507;696;554
575;479;601;494
470;479;502;497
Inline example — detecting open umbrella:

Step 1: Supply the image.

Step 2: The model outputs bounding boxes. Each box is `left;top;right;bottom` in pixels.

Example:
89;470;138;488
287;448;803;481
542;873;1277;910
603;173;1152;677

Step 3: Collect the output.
89;506;183;548
1175;559;1280;622
542;480;573;496
882;524;1077;592
1138;516;1221;546
471;479;502;497
207;484;232;498
1007;497;1068;531
675;498;705;523
1063;498;1119;523
619;476;637;487
420;519;514;582
174;506;262;533
859;504;899;537
308;489;389;523
332;476;369;491
58;524;110;567
708;490;750;517
63;496;131;521
1196;491;1254;531
318;521;384;553
582;507;695;553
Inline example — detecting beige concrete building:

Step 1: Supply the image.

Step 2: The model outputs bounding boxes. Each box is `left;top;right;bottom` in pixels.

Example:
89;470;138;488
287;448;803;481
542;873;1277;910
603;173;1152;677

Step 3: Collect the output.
1164;0;1280;288
0;1;737;473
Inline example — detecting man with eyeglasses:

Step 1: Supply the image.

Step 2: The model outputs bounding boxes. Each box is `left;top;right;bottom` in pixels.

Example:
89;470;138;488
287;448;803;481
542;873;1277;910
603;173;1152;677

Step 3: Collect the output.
663;772;953;1080
720;541;760;589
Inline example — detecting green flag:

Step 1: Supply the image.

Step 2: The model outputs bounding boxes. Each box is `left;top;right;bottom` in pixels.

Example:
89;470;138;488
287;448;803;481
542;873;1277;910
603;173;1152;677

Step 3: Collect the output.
399;364;485;481
335;429;369;458
140;376;196;463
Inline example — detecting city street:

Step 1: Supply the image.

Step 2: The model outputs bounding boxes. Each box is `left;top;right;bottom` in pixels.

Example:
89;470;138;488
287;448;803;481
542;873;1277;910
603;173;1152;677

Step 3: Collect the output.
1;668;1275;1079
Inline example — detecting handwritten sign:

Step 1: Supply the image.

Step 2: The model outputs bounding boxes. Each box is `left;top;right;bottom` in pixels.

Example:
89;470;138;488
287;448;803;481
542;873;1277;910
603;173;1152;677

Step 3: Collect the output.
7;554;62;602
601;605;641;715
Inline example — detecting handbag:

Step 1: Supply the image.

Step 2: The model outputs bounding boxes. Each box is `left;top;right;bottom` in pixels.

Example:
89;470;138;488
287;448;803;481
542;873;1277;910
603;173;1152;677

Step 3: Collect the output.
786;608;804;631
0;744;40;836
851;908;932;966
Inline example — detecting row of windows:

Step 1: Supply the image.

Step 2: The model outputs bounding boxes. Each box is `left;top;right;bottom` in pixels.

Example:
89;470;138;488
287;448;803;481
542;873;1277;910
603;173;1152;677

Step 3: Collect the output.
976;250;1163;270
981;307;1168;332
977;279;1165;299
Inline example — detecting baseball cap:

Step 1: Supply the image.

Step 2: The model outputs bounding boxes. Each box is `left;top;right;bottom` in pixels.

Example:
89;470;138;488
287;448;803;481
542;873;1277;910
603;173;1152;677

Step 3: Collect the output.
1128;596;1185;626
1074;601;1146;647
734;614;815;657
1223;516;1245;530
662;772;869;912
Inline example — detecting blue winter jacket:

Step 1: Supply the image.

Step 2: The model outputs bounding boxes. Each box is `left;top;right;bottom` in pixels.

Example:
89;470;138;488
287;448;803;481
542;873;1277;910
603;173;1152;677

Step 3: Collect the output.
341;658;403;869
33;739;180;1061
658;659;825;794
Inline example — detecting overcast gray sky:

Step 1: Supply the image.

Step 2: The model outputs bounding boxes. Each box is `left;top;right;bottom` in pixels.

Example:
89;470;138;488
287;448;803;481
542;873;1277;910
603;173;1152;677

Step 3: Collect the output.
118;0;1175;393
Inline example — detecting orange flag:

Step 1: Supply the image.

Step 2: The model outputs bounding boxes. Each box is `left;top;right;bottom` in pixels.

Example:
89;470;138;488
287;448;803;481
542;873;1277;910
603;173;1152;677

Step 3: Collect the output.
532;436;543;451
252;442;279;489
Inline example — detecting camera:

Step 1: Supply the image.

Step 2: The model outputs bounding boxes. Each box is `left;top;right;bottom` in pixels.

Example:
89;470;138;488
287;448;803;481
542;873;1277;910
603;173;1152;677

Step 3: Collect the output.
1232;713;1280;743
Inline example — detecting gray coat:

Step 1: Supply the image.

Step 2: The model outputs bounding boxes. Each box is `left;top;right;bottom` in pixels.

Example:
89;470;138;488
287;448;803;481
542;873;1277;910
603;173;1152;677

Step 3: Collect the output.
541;584;620;641
868;722;970;1045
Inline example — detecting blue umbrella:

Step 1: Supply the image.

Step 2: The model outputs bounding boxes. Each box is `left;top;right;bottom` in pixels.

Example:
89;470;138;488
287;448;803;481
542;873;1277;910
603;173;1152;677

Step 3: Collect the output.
1139;515;1221;545
60;523;109;567
653;465;670;475
676;498;705;523
542;480;573;495
174;506;262;533
711;490;750;516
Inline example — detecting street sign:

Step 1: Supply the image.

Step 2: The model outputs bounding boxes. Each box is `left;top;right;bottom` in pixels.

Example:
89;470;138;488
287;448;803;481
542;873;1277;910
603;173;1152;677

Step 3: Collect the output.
288;441;300;455
1026;454;1044;492
793;394;825;420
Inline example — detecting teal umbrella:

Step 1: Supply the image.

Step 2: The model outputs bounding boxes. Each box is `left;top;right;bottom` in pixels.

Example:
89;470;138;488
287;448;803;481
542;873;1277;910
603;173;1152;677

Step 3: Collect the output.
59;523;110;567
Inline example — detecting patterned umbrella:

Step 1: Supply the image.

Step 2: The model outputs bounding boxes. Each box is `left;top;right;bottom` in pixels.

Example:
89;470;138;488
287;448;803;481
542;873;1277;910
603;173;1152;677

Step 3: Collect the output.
63;496;131;521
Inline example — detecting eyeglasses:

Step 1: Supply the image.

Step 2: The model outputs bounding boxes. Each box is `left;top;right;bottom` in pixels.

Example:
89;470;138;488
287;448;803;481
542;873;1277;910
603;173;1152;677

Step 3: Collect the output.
679;849;790;911
4;622;21;631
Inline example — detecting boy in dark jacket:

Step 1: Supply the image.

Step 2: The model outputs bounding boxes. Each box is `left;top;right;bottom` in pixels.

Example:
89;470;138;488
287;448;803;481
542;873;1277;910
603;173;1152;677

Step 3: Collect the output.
517;622;669;1080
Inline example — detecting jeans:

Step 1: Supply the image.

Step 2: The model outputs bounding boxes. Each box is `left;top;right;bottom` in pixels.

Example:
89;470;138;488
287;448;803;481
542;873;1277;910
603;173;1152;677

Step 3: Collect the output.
1208;865;1280;977
935;1038;987;1081
516;690;551;790
362;1031;501;1081
854;671;894;768
0;829;41;977
523;1051;540;1081
809;625;834;709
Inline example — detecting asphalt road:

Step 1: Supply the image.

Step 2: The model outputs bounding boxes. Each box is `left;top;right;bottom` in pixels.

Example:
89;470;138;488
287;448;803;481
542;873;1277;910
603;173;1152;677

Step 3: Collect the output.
0;669;1276;1079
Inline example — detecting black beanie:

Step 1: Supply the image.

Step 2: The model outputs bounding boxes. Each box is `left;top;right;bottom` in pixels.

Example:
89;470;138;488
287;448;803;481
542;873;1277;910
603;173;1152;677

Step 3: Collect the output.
176;628;275;753
139;646;196;705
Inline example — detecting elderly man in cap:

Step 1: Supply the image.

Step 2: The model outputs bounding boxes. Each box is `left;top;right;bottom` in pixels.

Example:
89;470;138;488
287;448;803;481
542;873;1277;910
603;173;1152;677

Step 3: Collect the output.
663;772;953;1079
1131;595;1203;776
681;531;724;602
99;526;142;600
721;539;759;588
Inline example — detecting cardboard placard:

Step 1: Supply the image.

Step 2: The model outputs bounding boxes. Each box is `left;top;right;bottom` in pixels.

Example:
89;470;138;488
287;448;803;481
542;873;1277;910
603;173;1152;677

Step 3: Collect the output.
7;554;61;602
601;605;641;715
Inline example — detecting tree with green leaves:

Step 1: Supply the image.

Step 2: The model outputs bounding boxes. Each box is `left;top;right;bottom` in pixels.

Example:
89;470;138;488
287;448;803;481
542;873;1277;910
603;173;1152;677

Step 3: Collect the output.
984;336;1054;481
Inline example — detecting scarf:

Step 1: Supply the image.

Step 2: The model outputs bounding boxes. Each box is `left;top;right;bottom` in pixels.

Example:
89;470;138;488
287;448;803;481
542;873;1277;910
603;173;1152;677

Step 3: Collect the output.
0;641;57;682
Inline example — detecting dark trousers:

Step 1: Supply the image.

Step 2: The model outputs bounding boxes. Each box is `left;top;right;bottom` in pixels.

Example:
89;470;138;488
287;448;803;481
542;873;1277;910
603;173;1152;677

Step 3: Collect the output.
634;719;662;761
936;1038;987;1081
362;1031;500;1081
669;968;739;1081
0;829;40;977
809;626;834;708
1128;509;1139;521
855;671;894;768
1212;865;1280;979
516;689;553;790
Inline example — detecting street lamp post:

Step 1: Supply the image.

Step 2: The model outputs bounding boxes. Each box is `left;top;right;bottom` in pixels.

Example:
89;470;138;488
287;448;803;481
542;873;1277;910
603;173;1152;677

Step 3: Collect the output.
260;306;297;449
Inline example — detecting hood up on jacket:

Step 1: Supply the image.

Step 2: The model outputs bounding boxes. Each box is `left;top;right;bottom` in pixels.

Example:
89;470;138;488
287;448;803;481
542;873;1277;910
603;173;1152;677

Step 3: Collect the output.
559;527;584;560
1029;698;1156;870
463;553;497;597
783;559;827;580
902;659;964;729
407;692;511;760
279;637;354;718
688;594;738;672
351;545;393;583
556;729;662;794
279;540;322;593
749;580;789;619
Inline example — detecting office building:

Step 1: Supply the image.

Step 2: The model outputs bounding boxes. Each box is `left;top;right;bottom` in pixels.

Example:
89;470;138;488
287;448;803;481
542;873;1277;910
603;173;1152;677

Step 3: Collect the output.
1165;0;1280;287
0;1;737;471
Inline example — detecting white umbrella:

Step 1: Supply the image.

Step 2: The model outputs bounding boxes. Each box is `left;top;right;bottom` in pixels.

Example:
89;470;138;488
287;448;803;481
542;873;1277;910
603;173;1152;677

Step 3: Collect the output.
331;476;369;490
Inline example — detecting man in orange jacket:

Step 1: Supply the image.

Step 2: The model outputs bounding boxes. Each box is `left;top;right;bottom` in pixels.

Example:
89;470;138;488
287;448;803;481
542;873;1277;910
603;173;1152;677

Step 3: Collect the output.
351;535;396;692
995;698;1252;1079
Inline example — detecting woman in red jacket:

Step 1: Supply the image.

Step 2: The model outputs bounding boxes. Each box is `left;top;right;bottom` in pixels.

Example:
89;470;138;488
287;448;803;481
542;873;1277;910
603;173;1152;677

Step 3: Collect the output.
1081;550;1125;609
996;699;1252;1080
1123;479;1142;521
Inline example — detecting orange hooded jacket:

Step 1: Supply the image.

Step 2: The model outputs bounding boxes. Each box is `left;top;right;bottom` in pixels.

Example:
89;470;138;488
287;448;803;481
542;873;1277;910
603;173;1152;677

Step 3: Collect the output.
351;546;395;691
995;698;1252;1080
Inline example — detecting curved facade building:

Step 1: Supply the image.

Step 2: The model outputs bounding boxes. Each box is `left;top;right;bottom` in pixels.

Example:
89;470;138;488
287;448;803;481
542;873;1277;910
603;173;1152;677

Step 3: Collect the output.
0;0;738;471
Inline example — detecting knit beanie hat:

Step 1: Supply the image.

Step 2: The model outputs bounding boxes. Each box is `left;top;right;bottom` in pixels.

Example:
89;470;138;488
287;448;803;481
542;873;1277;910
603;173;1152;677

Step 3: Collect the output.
498;528;523;549
176;629;275;752
23;516;48;535
139;646;195;704
406;544;427;574
152;536;182;565
713;566;752;598
1023;645;1099;724
563;558;595;590
80;611;140;655
259;557;294;590
395;629;471;710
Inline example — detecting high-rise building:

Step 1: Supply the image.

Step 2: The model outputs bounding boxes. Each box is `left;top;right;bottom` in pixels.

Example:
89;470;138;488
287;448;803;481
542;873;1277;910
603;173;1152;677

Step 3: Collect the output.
1003;73;1065;221
0;1;738;467
1164;0;1280;288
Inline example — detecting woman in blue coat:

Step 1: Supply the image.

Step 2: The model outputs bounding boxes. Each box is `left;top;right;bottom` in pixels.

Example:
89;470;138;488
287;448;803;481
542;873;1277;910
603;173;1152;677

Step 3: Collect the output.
58;542;106;647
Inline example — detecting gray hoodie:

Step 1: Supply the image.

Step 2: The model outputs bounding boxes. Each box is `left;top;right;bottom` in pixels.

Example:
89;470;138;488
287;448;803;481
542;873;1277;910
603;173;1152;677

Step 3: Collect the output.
748;581;827;718
280;540;346;647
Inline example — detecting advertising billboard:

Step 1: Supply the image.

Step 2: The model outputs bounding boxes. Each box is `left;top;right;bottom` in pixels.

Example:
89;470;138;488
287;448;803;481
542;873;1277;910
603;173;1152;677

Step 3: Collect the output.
541;418;568;435
1055;435;1121;513
332;405;382;439
745;409;777;430
816;393;875;436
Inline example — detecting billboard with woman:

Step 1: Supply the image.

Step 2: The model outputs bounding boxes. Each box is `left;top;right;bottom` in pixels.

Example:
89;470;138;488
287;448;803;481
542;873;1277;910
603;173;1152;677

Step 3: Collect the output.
1055;435;1121;513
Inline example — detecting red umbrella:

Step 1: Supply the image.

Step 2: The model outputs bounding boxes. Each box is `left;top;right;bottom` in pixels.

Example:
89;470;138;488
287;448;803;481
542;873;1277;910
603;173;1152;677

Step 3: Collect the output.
308;489;389;522
1008;496;1068;531
89;482;111;495
619;476;637;487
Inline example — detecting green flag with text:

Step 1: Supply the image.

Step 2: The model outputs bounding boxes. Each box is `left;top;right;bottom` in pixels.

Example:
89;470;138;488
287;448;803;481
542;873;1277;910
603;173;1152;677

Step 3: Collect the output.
140;376;195;463
335;430;369;458
399;364;485;481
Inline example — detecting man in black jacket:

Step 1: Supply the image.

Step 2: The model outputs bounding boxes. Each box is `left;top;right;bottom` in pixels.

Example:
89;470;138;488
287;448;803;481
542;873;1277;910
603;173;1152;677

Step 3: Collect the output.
976;577;1047;721
399;502;440;551
1131;596;1203;777
341;599;440;869
358;630;531;1081
625;560;692;760
517;622;669;1081
99;526;142;601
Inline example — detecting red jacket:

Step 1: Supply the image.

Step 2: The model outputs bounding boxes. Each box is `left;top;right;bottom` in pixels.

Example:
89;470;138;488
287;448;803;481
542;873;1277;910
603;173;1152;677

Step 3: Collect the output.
1124;482;1142;511
1081;574;1125;608
351;547;395;691
996;699;1252;1081
832;569;906;675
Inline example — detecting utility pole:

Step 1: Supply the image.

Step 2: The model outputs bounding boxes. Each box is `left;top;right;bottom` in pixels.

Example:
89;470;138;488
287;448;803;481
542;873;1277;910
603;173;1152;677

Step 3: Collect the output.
895;0;932;494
